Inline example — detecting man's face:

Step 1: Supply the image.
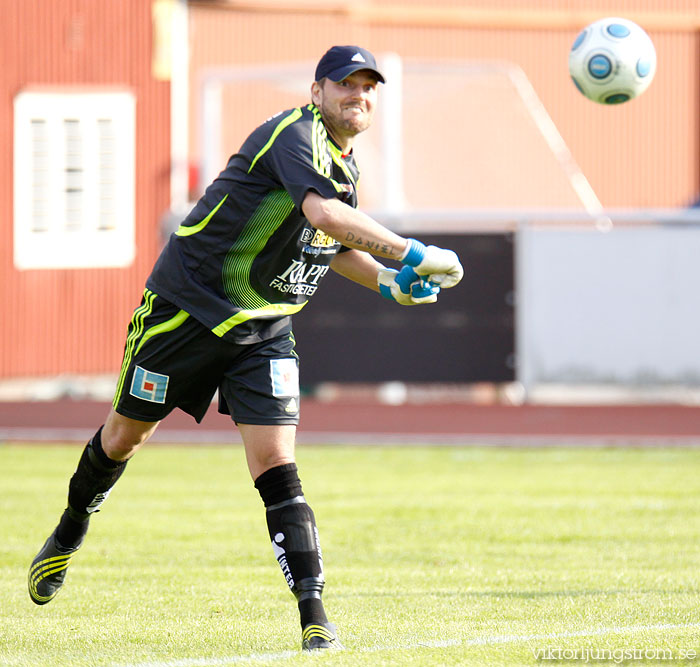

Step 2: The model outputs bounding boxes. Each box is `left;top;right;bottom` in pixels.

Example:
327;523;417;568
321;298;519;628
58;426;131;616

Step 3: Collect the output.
311;70;378;146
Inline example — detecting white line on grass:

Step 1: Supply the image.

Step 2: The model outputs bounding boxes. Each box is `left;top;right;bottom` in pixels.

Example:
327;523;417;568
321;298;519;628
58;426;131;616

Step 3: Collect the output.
113;622;700;667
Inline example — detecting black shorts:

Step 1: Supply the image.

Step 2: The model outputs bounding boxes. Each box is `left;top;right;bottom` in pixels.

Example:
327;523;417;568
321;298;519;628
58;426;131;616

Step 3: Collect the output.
113;290;300;425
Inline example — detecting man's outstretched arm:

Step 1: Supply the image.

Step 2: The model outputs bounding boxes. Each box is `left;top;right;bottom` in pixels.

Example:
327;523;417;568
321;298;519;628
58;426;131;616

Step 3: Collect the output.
329;248;385;292
302;191;407;260
303;192;464;289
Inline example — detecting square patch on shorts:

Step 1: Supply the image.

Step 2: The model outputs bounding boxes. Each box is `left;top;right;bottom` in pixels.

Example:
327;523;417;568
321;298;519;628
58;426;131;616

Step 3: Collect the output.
270;358;299;397
130;366;169;404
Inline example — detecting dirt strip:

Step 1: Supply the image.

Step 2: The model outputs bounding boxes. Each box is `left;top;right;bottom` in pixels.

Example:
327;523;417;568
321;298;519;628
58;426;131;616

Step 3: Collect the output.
1;399;699;445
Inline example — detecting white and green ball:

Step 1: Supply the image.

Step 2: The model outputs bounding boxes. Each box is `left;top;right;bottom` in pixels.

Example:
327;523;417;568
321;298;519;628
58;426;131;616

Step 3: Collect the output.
569;17;656;105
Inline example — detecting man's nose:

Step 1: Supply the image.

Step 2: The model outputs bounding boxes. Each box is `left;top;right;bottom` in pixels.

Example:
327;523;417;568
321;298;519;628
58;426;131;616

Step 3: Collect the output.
349;85;368;99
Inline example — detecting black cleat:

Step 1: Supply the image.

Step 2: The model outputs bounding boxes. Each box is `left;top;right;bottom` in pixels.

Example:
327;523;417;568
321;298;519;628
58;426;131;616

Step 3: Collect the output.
28;528;80;605
301;622;344;651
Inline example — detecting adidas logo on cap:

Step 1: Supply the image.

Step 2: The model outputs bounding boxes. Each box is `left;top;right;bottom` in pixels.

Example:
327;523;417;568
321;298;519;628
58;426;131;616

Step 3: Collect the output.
351;52;366;63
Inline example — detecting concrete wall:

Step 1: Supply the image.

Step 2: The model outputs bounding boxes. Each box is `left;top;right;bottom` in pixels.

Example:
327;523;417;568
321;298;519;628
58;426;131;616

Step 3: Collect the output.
517;223;700;391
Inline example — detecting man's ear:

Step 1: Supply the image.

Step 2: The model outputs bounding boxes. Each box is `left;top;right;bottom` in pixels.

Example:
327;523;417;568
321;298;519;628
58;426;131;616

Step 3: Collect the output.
310;81;322;105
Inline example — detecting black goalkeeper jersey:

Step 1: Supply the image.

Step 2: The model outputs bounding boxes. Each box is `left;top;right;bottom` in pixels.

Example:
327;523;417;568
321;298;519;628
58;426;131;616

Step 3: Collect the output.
146;103;359;344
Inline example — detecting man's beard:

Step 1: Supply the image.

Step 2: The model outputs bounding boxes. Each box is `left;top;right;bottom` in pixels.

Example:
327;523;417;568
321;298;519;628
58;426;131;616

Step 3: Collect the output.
321;103;372;139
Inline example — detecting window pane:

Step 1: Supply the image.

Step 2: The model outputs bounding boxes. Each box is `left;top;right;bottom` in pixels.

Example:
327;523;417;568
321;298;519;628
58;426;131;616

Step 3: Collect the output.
30;119;49;233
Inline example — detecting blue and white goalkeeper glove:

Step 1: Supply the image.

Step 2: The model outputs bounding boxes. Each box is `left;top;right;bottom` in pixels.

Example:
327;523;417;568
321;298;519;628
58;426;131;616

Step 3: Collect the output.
401;238;464;289
378;265;440;305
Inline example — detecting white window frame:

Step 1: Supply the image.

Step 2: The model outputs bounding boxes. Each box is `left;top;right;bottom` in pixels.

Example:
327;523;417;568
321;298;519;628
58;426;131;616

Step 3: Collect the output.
13;89;136;269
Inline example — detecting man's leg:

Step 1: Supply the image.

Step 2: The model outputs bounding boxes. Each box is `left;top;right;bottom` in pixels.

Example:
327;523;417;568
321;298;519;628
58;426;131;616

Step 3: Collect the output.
239;423;342;651
28;410;158;605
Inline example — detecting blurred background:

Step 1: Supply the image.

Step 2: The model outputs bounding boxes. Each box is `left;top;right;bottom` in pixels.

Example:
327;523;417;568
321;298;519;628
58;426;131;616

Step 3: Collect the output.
2;0;700;442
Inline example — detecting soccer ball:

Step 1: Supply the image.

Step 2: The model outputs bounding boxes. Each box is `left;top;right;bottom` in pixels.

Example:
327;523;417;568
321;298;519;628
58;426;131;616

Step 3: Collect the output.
569;17;656;104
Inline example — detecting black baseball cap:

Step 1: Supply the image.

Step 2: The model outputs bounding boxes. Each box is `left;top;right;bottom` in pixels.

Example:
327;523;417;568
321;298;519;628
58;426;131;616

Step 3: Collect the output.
315;45;385;84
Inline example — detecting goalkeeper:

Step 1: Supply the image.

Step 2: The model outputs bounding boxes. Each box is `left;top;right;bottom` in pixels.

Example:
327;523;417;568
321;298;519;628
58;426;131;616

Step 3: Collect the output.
28;45;463;651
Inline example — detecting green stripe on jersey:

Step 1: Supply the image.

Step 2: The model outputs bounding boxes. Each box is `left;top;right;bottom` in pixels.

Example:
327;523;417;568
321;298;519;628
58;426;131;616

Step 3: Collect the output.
248;107;303;174
175;195;228;237
221;189;295;310
309;105;332;178
212;302;307;338
135;309;189;355
308;104;354;193
328;141;357;188
113;290;157;407
289;331;299;360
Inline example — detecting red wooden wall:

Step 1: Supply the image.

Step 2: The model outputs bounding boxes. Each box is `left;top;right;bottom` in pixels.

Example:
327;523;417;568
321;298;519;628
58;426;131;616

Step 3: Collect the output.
0;0;170;377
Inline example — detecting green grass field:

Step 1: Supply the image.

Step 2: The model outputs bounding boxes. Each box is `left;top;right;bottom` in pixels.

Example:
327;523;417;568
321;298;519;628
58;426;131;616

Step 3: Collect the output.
2;443;700;666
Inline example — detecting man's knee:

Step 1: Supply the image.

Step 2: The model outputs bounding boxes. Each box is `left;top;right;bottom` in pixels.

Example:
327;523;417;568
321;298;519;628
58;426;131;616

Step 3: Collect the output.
239;423;296;479
101;411;158;461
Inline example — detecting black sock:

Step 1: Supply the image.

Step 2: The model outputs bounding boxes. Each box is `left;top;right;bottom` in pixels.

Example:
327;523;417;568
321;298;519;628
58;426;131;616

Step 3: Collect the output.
55;509;88;551
255;463;329;629
56;426;127;549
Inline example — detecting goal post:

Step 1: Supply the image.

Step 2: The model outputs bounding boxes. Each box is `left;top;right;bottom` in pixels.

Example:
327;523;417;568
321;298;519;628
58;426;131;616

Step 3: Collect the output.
195;54;601;224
